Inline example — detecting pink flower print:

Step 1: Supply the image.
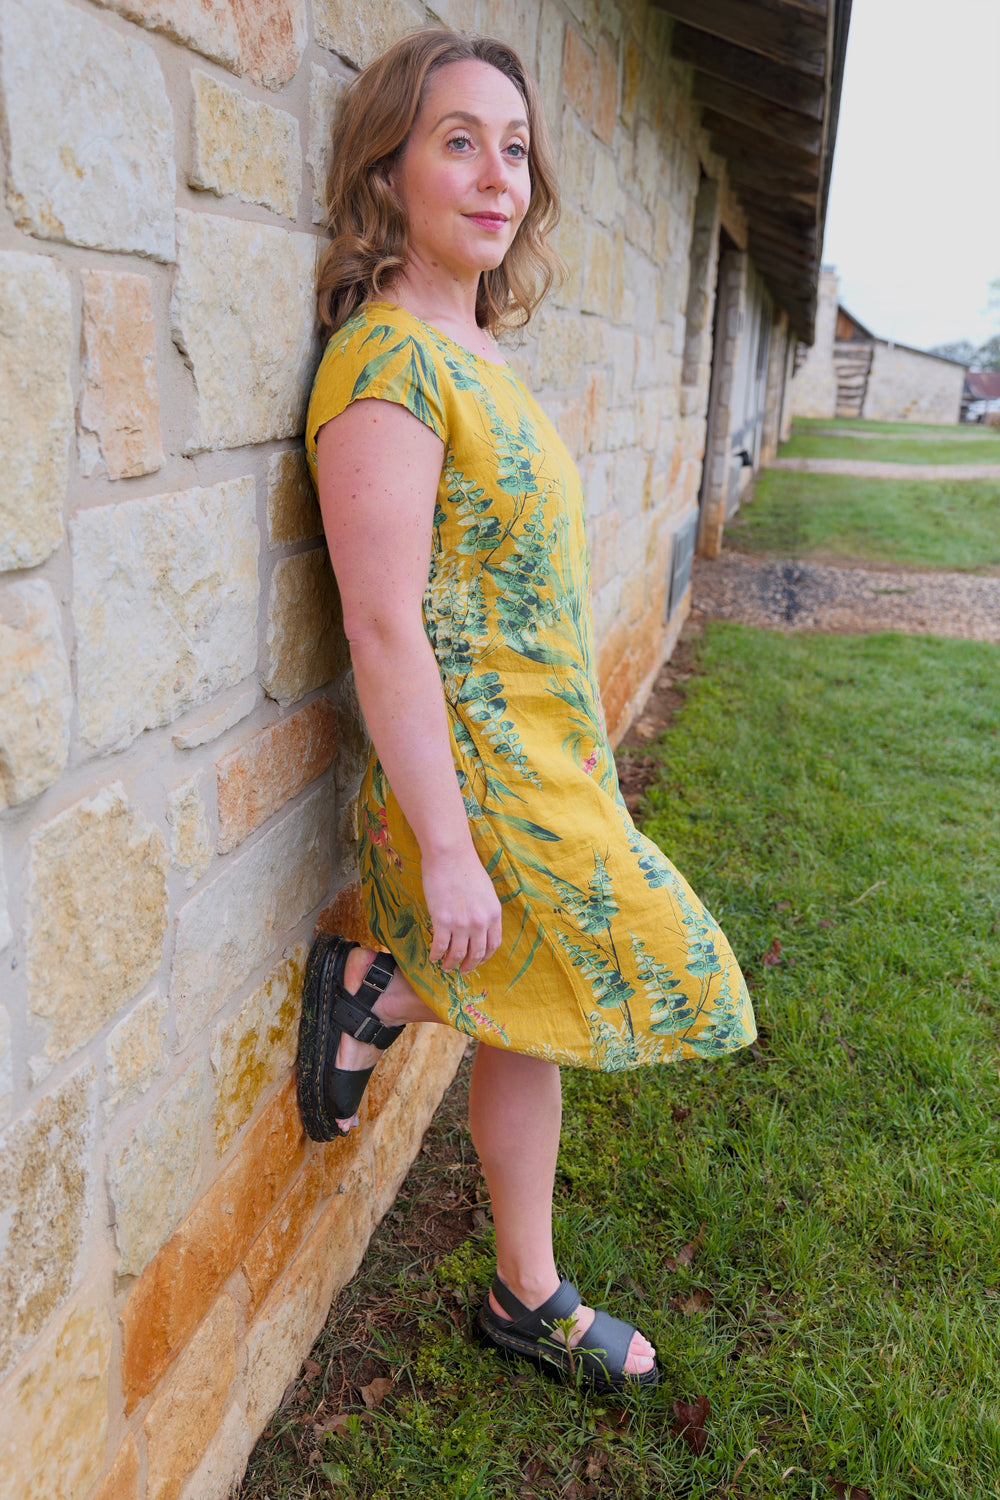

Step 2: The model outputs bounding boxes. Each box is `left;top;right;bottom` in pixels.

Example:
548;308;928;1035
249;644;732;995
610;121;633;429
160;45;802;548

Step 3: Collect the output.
582;750;598;775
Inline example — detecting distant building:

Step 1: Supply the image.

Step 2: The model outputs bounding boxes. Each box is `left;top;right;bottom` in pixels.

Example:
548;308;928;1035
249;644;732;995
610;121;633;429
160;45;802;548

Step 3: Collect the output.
963;371;1000;423
791;269;966;425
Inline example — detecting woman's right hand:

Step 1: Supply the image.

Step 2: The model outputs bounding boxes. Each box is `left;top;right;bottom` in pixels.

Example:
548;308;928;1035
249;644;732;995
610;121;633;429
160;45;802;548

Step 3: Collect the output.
421;841;503;974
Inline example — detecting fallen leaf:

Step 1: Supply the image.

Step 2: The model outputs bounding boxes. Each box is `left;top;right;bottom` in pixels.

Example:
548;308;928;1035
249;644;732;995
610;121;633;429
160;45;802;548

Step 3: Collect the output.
315;1413;351;1437
585;1452;607;1478
835;1037;857;1063
818;918;834;929
670;1393;710;1455
672;1287;713;1315
762;939;783;967
303;1359;322;1381
826;1480;871;1500
665;1222;705;1271
671;1104;692;1122
359;1376;393;1409
472;1207;490;1229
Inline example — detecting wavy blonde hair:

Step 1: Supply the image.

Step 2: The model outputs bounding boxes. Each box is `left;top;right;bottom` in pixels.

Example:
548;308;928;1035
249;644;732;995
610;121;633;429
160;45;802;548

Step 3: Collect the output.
316;30;561;340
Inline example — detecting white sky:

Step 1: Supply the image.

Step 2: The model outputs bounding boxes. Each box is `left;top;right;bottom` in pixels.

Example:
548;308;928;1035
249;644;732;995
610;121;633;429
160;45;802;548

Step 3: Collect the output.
823;0;1000;351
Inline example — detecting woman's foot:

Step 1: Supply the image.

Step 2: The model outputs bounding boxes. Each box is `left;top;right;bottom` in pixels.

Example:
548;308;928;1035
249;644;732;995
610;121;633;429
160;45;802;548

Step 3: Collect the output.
332;944;435;1131
488;1275;656;1377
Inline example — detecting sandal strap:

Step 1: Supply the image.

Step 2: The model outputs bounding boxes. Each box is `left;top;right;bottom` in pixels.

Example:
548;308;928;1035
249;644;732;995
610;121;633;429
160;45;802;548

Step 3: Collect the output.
573;1307;639;1375
325;942;402;1050
489;1275;581;1333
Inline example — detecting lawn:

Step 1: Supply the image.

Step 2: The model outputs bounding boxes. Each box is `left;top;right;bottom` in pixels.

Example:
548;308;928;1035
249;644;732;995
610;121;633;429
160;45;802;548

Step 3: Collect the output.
779;422;1000;467
239;625;1000;1500
726;469;1000;573
793;418;995;440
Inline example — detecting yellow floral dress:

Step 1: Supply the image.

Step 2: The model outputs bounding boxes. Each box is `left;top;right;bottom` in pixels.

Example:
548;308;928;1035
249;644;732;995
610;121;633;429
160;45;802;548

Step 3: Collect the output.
305;302;756;1071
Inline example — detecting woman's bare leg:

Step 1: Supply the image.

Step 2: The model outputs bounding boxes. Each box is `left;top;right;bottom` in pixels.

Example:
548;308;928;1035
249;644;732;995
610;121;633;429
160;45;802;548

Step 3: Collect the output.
468;1044;655;1376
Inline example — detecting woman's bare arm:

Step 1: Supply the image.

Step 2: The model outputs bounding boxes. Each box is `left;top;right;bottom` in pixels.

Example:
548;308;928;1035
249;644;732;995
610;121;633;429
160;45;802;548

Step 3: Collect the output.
316;399;502;973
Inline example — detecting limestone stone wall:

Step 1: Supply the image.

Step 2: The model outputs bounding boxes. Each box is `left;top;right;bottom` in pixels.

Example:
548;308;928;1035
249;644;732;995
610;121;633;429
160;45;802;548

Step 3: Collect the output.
862;343;965;425
789;264;839;419
0;2;784;1495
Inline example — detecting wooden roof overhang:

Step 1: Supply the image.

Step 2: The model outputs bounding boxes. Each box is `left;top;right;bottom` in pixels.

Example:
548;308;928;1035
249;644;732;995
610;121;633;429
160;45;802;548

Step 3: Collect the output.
651;0;853;342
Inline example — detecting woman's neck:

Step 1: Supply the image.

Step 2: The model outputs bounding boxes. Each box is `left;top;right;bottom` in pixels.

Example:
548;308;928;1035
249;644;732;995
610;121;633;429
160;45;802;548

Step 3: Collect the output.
385;261;502;363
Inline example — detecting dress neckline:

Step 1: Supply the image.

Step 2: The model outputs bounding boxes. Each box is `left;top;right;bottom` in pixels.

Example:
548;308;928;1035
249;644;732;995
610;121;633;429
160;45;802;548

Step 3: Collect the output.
367;300;510;371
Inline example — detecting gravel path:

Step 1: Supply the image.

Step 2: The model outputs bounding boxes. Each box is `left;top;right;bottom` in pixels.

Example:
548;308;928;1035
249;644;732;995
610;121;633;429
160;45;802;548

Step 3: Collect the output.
693;554;1000;642
769;457;1000;480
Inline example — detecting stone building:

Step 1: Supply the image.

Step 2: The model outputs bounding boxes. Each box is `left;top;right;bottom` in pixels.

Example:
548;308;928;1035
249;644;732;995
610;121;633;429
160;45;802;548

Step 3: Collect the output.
0;2;848;1495
792;267;966;424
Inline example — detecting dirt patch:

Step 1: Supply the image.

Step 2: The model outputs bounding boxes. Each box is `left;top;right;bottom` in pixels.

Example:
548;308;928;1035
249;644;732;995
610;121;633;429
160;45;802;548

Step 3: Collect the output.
613;617;703;816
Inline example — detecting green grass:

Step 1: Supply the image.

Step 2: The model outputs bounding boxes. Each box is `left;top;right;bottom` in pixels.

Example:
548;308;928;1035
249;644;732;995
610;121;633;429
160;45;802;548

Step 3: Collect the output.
726;469;1000;572
793;418;990;439
240;626;1000;1500
779;426;1000;467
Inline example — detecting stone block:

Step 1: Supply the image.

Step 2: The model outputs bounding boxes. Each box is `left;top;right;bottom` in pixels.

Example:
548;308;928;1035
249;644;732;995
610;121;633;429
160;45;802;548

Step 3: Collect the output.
211;945;306;1155
594;34;618;144
0;581;71;808
217;698;338;853
263;548;348;705
170;784;334;1046
368;1025;466;1222
105;989;167;1121
0;1295;110;1500
427;0;476;28
1;0;173;259
0;1065;95;1380
581;227;614;318
0;855;9;954
537;311;586;390
171;212;317;453
621;31;642;128
79;271;164;480
72;478;259;752
172;682;259;752
191;72;301;219
121;1079;304;1408
588;506;618;591
177;1401;251;1500
307;65;345;226
560;108;595;209
27;788;168;1063
563;26;596;120
0;1007;10;1130
551;206;584;309
94;1433;140;1500
535;1;565;129
0;254;72;573
241;1150;326;1314
314;881;376;946
91;0;306;90
268;449;323;546
144;1294;237;1500
591;148;618;227
313;0;424;70
244;1156;374;1433
167;777;213;888
109;1059;206;1277
477;0;538;57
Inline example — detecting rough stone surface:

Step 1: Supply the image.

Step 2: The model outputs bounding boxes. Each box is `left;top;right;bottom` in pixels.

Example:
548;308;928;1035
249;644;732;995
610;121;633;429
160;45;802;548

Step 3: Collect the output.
170;784;334;1046
177;1401;251;1500
93;1432;140;1500
1;0;174;259
0;253;72;572
0;1064;95;1380
0;856;9;954
216;697;339;852
0;581;71;808
368;1025;466;1222
104;989;167;1121
0;1007;11;1129
313;0;424;68
211;945;306;1154
172;212;317;452
263;549;348;704
91;0;307;89
241;1151;325;1314
0;1295;111;1500
27;788;168;1062
167;776;213;887
144;1295;237;1500
191;71;301;218
121;1080;303;1408
72;479;259;752
171;682;258;751
267;448;323;545
109;1059;206;1277
79;271;164;480
307;65;345;225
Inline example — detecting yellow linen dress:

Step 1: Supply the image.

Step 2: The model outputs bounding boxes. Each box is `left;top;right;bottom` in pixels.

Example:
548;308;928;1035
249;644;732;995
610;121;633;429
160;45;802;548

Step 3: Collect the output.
305;302;756;1071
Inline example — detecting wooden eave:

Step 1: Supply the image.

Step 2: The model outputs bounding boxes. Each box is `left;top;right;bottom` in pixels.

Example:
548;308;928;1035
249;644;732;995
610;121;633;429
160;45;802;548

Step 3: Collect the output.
653;0;853;341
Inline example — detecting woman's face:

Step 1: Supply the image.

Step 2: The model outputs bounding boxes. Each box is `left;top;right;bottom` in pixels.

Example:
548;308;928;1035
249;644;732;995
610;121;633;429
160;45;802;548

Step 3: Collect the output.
391;59;532;286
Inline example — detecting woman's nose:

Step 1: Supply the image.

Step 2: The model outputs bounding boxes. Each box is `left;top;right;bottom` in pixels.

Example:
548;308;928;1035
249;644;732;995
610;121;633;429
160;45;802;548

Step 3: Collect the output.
477;145;510;192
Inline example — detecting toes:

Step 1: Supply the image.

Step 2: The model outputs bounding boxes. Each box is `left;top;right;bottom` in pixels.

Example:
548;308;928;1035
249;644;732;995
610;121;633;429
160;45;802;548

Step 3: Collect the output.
624;1331;656;1376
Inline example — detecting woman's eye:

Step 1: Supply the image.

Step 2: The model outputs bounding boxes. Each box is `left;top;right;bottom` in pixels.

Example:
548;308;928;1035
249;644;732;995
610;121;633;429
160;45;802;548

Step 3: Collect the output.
447;134;473;152
506;141;528;160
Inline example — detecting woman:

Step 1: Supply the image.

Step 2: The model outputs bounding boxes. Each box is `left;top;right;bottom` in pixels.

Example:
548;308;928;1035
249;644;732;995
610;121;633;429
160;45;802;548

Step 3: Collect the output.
297;29;757;1393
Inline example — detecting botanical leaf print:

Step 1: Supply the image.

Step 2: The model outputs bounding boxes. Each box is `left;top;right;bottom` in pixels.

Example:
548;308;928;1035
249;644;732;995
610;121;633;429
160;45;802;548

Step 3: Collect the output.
306;303;757;1073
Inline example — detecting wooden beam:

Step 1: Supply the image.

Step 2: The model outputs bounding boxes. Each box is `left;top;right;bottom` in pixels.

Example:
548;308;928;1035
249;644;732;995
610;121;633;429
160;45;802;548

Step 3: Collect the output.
651;0;827;77
721;148;820;198
693;73;823;154
672;23;825;119
701;109;821;174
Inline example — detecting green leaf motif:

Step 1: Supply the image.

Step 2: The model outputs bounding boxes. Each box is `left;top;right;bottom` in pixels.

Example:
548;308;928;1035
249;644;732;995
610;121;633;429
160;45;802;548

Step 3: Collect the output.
459;671;541;786
549;853;618;934
554;929;634;1009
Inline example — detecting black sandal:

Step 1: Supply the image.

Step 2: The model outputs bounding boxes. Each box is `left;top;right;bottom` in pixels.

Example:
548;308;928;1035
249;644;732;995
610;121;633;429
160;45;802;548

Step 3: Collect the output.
296;933;404;1141
477;1275;659;1393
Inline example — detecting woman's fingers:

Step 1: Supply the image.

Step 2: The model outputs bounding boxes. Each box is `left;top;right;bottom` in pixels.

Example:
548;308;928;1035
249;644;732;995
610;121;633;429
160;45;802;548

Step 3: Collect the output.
423;847;501;972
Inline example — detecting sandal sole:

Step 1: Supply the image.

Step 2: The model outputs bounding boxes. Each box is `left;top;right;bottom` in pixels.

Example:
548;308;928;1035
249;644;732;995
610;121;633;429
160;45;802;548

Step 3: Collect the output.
296;933;350;1141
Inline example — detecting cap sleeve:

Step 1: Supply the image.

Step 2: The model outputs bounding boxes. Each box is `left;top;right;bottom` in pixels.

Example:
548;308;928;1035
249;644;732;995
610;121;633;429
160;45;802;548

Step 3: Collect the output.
305;311;448;486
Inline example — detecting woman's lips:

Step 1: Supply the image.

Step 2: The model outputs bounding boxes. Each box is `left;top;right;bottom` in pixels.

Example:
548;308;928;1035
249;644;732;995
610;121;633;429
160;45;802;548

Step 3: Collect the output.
465;213;509;230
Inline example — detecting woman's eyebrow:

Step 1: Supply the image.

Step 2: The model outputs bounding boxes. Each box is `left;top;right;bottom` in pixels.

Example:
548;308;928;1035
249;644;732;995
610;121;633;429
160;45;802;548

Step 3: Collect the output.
431;109;530;134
